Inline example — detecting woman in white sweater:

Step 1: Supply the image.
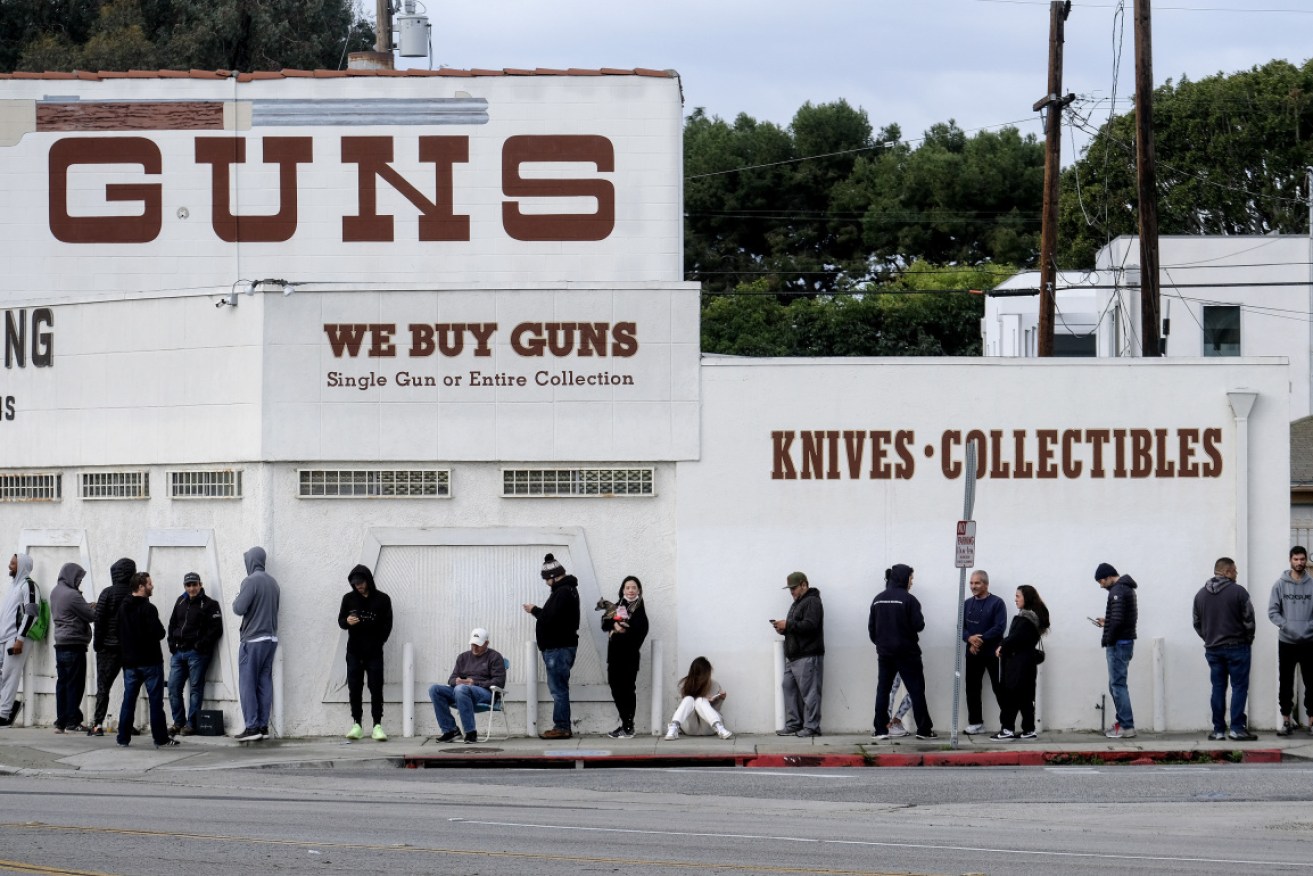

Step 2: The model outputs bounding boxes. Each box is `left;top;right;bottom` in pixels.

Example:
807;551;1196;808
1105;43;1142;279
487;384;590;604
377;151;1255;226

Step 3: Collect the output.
664;656;733;740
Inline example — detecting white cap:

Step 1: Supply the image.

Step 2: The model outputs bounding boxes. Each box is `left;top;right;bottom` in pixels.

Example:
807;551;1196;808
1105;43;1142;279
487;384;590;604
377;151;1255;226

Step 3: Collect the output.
469;628;489;647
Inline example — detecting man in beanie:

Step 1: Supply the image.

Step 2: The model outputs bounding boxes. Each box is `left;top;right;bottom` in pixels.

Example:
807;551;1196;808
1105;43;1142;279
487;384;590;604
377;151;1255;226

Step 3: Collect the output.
338;564;393;741
869;564;935;740
1093;562;1138;739
523;553;579;739
166;572;223;736
771;572;825;736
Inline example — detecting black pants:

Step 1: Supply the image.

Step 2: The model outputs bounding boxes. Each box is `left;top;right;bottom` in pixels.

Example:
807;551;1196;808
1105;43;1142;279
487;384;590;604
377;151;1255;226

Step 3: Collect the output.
91;648;123;728
54;646;87;729
999;660;1037;734
346;651;385;725
964;646;1002;725
1277;639;1313;719
874;654;932;734
607;651;641;727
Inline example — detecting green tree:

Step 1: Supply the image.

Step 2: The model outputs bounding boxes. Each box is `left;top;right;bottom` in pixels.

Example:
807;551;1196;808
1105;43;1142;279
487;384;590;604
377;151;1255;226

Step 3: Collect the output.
1058;58;1313;267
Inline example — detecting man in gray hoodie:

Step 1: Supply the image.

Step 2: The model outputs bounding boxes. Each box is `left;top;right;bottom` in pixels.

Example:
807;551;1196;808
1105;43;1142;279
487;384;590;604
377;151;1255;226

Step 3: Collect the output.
232;547;279;742
50;562;94;732
1193;557;1258;741
0;553;40;726
1268;545;1311;736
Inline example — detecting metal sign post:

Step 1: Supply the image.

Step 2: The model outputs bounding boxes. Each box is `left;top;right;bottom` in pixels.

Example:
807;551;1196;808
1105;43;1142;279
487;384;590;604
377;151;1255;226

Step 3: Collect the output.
949;444;978;751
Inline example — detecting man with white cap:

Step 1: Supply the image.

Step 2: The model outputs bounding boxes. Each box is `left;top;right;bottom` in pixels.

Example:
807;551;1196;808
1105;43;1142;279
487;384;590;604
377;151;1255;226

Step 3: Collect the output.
427;628;506;744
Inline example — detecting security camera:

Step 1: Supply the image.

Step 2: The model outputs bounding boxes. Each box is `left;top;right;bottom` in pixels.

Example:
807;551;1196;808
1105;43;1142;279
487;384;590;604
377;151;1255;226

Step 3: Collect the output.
215;299;226;308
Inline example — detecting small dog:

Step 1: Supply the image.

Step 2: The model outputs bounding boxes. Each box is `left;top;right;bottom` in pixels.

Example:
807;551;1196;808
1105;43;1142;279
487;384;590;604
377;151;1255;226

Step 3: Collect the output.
594;597;619;621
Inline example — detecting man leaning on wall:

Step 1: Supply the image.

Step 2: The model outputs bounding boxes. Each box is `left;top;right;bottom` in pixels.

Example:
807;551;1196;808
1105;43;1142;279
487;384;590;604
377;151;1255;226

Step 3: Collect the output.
1269;545;1312;736
772;571;825;738
0;553;40;726
232;547;280;742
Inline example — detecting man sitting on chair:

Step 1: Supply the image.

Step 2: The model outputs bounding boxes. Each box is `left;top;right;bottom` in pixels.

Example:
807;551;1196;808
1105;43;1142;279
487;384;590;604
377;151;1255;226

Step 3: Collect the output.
428;628;506;743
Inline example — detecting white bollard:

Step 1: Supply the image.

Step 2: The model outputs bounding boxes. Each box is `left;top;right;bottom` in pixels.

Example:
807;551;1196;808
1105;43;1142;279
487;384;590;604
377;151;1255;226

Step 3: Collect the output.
773;640;786;732
525;640;538;738
1152;637;1166;732
272;644;284;737
649;639;663;736
402;642;415;738
21;653;33;728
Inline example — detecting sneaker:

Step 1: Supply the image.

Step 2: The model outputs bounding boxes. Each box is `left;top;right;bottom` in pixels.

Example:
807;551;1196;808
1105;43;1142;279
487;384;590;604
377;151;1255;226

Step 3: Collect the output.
167;724;183;737
179;726;196;736
66;724;88;734
620;725;635;739
797;728;821;738
887;724;909;738
154;738;181;748
964;723;985;735
870;729;890;740
437;729;461;743
1105;723;1136;739
235;726;263;742
1276;717;1295;737
371;724;387;742
714;722;734;740
1228;729;1259;741
1019;730;1038;740
776;728;801;736
606;725;627;739
915;729;939;740
1208;730;1226;741
990;729;1016;740
540;727;572;740
53;726;66;734
345;723;364;740
463;731;478;744
663;721;680;741
88;725;104;737
1307;722;1313;736
259;726;270;740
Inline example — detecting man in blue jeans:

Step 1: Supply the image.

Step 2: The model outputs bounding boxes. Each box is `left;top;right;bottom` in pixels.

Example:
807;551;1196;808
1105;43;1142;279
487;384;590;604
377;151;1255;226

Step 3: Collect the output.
1094;562;1138;739
428;628;507;743
116;572;179;748
1193;556;1258;741
166;572;223;736
523;553;579;739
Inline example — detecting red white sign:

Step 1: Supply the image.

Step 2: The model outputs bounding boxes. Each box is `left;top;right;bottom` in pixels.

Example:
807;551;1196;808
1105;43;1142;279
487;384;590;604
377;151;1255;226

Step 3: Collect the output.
955;520;977;569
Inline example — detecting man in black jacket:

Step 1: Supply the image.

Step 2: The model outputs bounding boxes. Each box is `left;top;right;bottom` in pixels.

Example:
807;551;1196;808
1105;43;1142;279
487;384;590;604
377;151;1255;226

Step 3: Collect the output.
771;571;825;737
116;572;178;748
523;553;579;740
89;557;136;737
869;564;936;740
166;572;223;736
1094;562;1139;739
337;564;393;741
1193;557;1258;741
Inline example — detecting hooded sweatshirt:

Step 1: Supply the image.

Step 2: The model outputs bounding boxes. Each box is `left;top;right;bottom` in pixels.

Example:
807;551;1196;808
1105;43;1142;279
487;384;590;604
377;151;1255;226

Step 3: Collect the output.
1193;575;1256;648
1;553;38;645
232;547;280;643
117;590;166;668
1101;574;1139;646
531;573;580;651
337;564;393;658
784;586;824;660
868;565;924;657
1267;569;1313;644
93;558;136;652
51;562;94;648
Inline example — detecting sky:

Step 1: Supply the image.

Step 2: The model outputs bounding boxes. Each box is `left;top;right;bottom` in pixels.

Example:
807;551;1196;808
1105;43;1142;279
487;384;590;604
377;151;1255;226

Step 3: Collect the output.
400;0;1313;161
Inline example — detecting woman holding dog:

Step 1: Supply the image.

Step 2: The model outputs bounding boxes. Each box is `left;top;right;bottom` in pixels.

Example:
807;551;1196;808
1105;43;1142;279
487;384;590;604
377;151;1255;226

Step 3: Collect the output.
604;575;649;738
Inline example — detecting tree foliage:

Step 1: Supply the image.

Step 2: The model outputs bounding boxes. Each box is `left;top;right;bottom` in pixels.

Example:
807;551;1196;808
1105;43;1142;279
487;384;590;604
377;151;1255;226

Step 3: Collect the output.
0;0;374;73
1058;58;1313;267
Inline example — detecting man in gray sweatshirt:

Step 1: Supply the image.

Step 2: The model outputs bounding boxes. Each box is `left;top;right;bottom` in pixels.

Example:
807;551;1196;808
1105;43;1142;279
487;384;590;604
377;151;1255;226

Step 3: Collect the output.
50;562;94;732
1268;545;1312;736
232;547;280;742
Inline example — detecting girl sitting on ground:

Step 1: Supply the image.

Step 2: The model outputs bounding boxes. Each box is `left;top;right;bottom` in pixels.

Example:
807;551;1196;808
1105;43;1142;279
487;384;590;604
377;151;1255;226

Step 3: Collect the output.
664;656;733;740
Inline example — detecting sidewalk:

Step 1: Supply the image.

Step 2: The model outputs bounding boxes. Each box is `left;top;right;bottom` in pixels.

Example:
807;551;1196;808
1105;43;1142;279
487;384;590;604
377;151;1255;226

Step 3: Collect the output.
2;725;1311;773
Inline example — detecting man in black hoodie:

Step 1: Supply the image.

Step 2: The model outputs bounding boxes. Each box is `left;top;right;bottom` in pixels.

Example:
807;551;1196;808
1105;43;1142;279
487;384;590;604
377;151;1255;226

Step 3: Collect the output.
337;564;393;741
89;557;136;737
1093;562;1139;739
166;572;223;736
116;572;178;748
869;564;936;740
522;553;579;740
1193;556;1258;741
771;571;825;737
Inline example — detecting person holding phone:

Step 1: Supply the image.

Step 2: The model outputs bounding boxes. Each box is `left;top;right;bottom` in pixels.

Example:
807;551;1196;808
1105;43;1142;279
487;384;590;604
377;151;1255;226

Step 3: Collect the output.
1094;562;1139;739
771;572;825;737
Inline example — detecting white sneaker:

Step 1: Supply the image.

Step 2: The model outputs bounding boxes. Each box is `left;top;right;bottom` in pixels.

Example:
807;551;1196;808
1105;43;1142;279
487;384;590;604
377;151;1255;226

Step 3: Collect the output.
887;724;909;737
965;723;985;735
714;722;734;740
663;721;680;741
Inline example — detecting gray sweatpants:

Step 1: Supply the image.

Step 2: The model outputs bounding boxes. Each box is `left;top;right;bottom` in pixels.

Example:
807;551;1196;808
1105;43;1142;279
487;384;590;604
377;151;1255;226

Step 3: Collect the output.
782;654;824;732
238;639;277;731
0;640;27;719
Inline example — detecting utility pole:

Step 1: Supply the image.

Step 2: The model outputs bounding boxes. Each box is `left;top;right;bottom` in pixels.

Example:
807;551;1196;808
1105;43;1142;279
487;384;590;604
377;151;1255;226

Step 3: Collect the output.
1033;1;1074;357
1134;0;1162;356
375;0;395;64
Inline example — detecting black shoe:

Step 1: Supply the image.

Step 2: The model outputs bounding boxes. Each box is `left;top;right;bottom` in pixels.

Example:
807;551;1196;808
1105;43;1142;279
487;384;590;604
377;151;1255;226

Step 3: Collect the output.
1277;719;1294;737
88;725;104;737
1228;729;1259;741
463;731;478;744
155;738;181;748
776;728;801;736
168;724;183;736
0;716;10;728
607;725;626;738
259;726;269;740
796;728;820;737
234;727;263;742
437;729;461;743
1208;730;1226;741
915;730;939;740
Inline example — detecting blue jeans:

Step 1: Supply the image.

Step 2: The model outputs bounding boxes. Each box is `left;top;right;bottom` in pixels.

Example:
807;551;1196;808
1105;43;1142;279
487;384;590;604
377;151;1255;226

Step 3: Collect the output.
428;683;492;734
54;646;87;730
168;650;211;729
1105;641;1135;729
118;664;168;746
238;640;277;730
542;647;576;730
1205;645;1251;733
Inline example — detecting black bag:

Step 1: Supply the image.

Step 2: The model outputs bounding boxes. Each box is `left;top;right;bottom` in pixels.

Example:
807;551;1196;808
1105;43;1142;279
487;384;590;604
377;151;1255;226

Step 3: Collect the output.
1034;640;1046;664
196;710;226;736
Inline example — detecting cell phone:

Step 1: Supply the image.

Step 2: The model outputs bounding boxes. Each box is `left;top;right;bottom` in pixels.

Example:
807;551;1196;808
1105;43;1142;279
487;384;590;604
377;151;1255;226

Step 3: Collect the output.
1087;616;1100;626
768;619;777;624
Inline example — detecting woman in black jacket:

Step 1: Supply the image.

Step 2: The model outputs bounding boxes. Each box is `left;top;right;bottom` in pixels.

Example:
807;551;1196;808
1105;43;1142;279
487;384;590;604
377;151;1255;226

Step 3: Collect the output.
604;575;649;738
991;585;1050;741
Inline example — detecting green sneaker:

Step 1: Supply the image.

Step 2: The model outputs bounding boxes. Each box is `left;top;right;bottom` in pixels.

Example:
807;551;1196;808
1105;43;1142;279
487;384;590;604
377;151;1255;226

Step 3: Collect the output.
371;724;388;741
345;723;363;740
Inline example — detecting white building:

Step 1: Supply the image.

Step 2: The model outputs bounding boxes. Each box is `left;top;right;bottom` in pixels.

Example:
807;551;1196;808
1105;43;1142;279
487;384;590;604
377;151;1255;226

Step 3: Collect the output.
0;72;1293;738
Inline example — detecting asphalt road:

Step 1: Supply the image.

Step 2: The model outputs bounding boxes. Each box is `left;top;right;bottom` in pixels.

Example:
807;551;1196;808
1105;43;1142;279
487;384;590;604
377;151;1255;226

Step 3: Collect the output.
2;764;1311;875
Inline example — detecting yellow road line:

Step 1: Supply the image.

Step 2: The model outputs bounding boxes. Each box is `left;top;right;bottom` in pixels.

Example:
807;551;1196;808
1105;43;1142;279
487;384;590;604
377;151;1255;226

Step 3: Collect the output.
0;859;113;876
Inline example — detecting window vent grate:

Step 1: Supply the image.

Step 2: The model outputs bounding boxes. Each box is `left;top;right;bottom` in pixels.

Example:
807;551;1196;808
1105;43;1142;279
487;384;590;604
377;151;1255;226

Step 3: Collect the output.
501;468;655;497
298;469;451;498
0;472;62;502
81;471;149;500
169;470;242;499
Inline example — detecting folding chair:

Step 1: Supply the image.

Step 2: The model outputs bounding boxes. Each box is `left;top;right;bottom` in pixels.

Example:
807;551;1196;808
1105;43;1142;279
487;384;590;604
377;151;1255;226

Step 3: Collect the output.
473;657;510;741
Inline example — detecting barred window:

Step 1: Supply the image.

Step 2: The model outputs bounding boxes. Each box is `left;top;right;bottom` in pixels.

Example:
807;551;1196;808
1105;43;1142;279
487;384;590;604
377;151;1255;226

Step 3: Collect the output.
170;470;242;499
81;471;149;500
0;472;61;502
501;468;654;497
298;469;450;498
